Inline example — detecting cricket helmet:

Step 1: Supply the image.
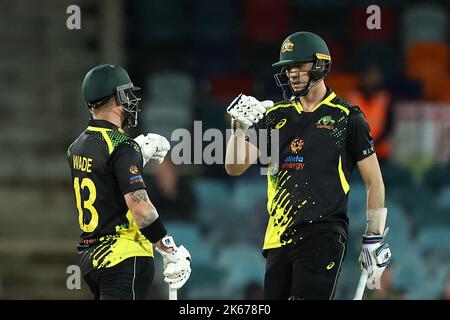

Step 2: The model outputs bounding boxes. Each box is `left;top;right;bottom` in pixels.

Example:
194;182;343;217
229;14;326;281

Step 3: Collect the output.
273;32;332;99
82;64;141;128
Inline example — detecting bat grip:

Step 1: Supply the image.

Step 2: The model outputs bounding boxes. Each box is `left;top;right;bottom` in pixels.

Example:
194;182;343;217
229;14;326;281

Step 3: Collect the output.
169;286;178;300
353;269;369;300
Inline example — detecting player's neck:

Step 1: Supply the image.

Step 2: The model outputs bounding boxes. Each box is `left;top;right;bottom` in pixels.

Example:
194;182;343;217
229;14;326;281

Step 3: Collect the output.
92;112;123;129
299;81;327;112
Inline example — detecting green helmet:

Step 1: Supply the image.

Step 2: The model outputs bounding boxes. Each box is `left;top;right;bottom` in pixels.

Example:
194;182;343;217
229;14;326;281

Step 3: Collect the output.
273;32;332;99
81;64;141;127
272;31;331;67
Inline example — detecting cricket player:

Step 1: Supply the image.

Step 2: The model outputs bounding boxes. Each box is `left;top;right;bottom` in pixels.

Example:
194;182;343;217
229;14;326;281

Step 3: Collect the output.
67;64;191;299
225;32;391;299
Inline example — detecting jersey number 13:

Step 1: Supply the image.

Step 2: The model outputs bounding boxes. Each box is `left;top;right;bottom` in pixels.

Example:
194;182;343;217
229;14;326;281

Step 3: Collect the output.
73;177;99;232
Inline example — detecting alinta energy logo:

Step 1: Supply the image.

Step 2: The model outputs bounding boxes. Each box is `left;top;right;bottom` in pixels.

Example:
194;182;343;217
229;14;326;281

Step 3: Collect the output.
281;137;305;171
167;121;280;176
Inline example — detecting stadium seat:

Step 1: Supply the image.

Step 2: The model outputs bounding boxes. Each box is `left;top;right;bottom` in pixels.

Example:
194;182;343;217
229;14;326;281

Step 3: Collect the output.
210;74;254;102
216;244;265;297
194;42;239;78
164;221;214;268
425;167;450;192
405;42;449;100
192;178;230;207
146;71;195;104
243;0;290;44
417;226;450;253
352;43;401;77
132;0;186;43
392;248;428;294
437;184;450;209
402;4;448;48
230;179;266;212
193;0;239;44
385;200;411;240
140;101;193;138
410;203;450;228
380;162;413;189
347;183;367;235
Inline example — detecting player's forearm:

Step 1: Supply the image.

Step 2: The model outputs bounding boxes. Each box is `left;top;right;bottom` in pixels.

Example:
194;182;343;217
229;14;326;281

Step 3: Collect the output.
365;178;385;210
225;132;259;176
126;189;159;228
365;179;386;235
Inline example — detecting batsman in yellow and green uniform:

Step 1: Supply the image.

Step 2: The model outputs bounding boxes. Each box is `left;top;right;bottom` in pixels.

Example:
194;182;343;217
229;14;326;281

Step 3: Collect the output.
225;32;391;299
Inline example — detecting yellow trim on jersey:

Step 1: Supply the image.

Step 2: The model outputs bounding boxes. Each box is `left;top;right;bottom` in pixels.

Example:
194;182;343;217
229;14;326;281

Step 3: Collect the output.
338;156;350;194
310;92;336;112
265;102;301;116
87;126;114;154
263;171;295;250
325;96;350;116
266;92;338;116
293;100;303;113
90;210;153;270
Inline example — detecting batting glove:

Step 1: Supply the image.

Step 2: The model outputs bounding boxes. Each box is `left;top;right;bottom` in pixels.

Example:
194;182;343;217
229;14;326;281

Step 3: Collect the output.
134;133;170;166
227;94;274;131
155;236;192;290
359;229;392;287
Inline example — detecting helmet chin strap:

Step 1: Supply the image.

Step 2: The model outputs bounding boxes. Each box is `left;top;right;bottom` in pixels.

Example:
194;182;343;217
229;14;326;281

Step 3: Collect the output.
290;78;321;99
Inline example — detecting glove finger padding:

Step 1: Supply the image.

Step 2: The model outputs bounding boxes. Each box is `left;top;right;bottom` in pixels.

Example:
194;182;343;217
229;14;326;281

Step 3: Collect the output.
134;133;171;166
227;94;273;129
359;233;392;286
164;268;191;289
228;108;253;125
157;244;192;289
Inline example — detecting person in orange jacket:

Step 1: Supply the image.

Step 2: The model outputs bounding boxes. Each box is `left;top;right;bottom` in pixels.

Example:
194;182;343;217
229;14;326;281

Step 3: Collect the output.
348;63;394;161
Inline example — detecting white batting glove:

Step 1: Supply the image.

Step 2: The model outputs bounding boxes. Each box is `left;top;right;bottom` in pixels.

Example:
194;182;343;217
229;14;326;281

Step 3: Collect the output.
227;94;274;131
359;229;392;287
155;236;192;290
134;133;170;166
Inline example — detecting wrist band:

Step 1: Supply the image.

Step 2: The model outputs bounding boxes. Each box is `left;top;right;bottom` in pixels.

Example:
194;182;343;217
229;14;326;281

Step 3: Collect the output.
140;217;167;243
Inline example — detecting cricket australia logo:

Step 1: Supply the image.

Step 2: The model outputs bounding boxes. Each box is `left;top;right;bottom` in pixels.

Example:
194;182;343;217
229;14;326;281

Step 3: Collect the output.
316;115;335;130
282;40;294;53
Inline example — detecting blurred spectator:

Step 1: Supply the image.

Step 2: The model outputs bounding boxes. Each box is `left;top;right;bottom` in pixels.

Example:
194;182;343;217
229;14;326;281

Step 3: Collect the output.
145;159;196;221
348;63;394;162
440;272;450;300
366;266;405;300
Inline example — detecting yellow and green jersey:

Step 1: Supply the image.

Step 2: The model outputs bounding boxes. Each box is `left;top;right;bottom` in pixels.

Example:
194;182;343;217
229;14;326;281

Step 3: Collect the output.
254;89;375;251
67;119;153;275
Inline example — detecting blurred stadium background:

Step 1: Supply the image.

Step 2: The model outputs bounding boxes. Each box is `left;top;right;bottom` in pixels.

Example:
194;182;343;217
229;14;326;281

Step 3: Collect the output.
0;0;449;299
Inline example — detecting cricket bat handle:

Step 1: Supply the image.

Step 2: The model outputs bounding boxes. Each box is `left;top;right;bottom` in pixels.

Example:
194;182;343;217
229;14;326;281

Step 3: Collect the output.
169;286;178;300
353;269;368;300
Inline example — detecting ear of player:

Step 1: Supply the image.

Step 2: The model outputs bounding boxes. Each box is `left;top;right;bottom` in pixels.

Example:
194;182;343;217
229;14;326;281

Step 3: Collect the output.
134;133;171;166
155;236;192;290
359;228;392;286
227;93;274;131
